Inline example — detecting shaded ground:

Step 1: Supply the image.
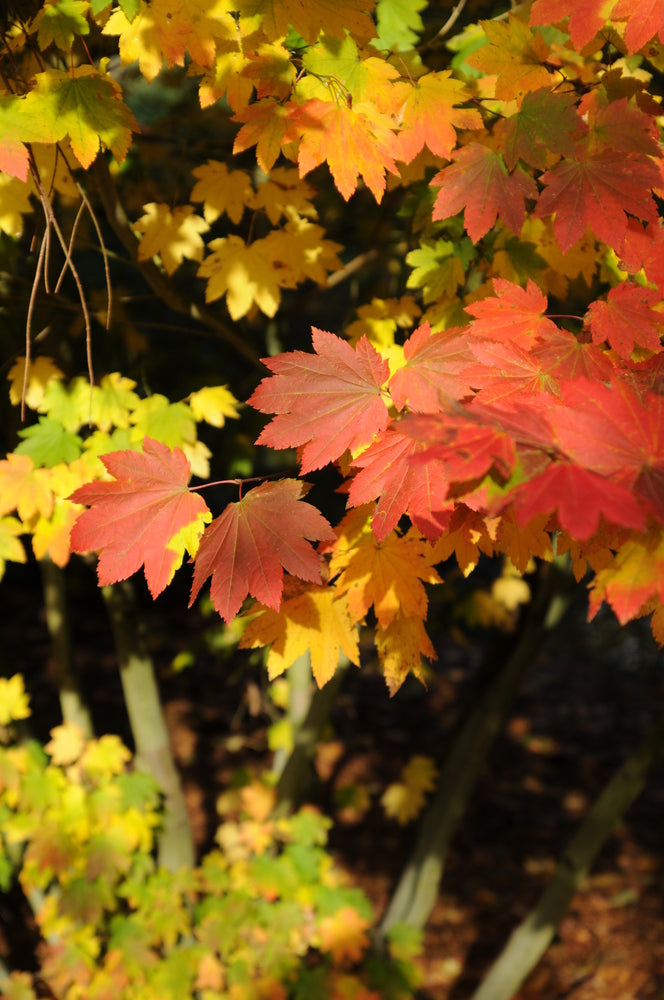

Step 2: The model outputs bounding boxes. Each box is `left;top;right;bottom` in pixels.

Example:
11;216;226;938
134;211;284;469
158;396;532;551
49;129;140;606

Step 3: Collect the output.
2;557;664;1000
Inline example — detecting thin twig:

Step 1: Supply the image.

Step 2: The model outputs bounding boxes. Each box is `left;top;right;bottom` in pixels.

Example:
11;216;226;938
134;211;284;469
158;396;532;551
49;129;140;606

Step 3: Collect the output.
22;226;49;420
38;183;95;406
76;180;113;330
54;198;85;294
419;0;468;52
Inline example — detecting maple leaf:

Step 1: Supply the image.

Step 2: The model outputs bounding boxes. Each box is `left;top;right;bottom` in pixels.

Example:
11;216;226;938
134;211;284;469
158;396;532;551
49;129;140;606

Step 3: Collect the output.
187;386;240;427
240;584;359;686
329;511;442;626
133;203;209;275
0;675;31;725
534;148;660;253
198;49;254;112
467;14;553;101
432;143;538;242
375;0;426;50
30;0;90;51
300;32;401;107
347;427;453;542
511;462;646;539
189;480;334;622
583;94;661;158
585;282;663;359
406;239;468;304
235;0;376;44
618;220;664;290
198;235;285;319
28;66;138;168
465;279;558;350
0;453;53;522
463;339;558;403
190;161;253;225
388;322;474;412
529;328;615;384
233;99;292;174
529;0;614;51
375;612;435;695
288;99;399;203
588;532;664;624
394;71;482;163
381;755;437;824
551;377;664;481
0;517;27;579
318;907;371;963
249;328;391;474
613;0;664;52
499;88;579;171
69;438;212;597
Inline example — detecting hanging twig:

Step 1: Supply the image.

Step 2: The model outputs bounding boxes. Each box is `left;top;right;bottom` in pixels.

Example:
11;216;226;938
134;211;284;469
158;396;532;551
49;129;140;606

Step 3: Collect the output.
22;222;49;420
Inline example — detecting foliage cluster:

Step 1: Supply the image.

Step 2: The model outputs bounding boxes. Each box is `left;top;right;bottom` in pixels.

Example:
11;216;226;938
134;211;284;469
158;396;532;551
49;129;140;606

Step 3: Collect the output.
2;0;664;995
0;676;419;1000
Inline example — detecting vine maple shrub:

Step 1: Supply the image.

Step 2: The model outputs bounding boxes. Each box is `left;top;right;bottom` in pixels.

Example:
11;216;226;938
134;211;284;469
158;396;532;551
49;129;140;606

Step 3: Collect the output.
2;0;664;694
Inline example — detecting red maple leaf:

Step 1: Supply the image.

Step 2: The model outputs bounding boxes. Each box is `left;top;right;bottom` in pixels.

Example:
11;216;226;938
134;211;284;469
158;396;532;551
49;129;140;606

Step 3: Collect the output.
465;278;558;349
613;0;664;52
585;282;663;360
431;143;538;241
618;220;664;291
347;426;452;542
530;329;615;383
404;413;516;485
388;323;474;413
463;339;556;403
511;462;646;538
529;0;612;51
551;378;664;495
69;438;210;597
534;148;660;253
249;328;391;473
188;479;334;621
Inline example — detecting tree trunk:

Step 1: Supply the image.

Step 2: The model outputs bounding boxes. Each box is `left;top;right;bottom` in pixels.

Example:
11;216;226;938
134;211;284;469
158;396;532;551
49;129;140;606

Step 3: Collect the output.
378;557;575;938
102;580;195;871
470;708;664;1000
40;558;94;737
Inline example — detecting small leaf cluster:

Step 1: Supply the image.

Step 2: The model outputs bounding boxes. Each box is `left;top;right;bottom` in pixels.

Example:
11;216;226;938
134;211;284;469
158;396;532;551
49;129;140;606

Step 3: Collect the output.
0;677;421;1000
0;358;239;576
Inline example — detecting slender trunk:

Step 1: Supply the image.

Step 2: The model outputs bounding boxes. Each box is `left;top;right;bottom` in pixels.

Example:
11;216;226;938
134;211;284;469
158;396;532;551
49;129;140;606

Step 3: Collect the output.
378;558;575;938
470;708;664;1000
40;558;94;737
275;653;350;815
102;580;195;871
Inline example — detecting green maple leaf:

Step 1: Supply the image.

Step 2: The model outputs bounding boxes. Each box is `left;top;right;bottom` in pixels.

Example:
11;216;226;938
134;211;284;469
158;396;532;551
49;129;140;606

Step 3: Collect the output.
129;396;196;448
31;0;90;51
27;66;138;168
375;0;427;50
15;418;83;468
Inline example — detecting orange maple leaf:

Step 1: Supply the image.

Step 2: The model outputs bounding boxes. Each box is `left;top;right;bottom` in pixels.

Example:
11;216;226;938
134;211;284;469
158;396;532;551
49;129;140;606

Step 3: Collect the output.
288;99;399;202
394;71;482;163
318;907;371;964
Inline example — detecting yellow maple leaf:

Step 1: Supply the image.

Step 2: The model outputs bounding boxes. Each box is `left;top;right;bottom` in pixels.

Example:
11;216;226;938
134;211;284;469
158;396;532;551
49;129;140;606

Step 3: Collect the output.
249;167;318;224
188;385;241;426
0;675;31;725
90;372;140;431
240;585;360;687
467;14;553;101
198;234;284;318
0;517;27;580
134;203;209;275
241;781;276;822
80;734;132;780
496;509;552;573
329;511;441;628
261;218;343;286
198;48;255;111
8;356;64;410
431;507;494;575
381;755;437;825
318;906;371;964
190;161;253;225
375;612;436;695
0;173;34;237
0;454;54;522
236;0;375;43
45;722;86;767
32;500;81;567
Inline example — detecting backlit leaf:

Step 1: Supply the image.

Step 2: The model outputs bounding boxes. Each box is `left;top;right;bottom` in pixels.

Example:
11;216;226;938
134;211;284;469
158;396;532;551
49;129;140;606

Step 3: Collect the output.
69;438;211;597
